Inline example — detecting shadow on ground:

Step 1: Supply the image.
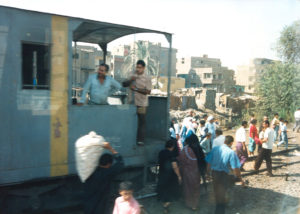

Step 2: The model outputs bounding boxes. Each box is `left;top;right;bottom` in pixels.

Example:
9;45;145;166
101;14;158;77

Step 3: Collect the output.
140;184;299;214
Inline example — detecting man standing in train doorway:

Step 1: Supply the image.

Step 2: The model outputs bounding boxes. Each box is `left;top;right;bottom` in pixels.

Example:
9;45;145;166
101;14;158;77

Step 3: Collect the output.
123;60;152;146
78;63;122;105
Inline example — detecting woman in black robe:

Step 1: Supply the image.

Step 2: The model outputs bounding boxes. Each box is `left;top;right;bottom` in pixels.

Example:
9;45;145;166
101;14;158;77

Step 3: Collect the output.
157;139;182;213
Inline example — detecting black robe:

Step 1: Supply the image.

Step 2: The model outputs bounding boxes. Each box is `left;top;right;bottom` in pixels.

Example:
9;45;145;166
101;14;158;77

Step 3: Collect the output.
157;149;180;202
83;154;124;214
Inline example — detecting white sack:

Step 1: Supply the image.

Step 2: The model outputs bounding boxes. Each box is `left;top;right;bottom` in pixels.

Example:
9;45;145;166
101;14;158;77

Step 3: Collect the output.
75;131;105;182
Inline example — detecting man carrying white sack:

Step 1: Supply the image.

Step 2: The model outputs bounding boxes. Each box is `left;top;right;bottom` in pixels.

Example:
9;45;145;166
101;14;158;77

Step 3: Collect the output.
75;131;124;214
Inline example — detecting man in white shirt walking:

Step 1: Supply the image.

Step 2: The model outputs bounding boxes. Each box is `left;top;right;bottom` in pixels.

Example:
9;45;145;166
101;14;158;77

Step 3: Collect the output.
235;121;248;171
293;108;300;133
254;120;274;176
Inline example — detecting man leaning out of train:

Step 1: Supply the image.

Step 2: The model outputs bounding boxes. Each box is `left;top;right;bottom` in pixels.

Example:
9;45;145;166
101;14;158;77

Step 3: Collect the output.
78;63;122;105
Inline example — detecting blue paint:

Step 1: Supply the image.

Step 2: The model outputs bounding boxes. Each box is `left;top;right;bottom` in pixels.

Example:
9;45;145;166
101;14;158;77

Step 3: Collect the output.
0;6;169;185
0;7;51;183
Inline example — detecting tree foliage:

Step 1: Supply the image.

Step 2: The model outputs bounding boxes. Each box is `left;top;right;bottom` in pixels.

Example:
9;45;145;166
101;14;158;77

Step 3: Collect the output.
121;41;158;78
277;20;300;64
255;62;300;120
255;20;300;120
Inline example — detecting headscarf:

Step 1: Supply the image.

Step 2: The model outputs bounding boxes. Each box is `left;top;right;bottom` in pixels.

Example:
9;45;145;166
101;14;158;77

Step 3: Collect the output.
180;117;193;137
207;115;214;122
183;117;193;128
185;134;206;173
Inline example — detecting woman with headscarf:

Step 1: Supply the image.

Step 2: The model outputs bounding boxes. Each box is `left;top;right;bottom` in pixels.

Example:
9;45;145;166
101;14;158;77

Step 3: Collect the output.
179;117;193;148
169;118;180;140
178;134;206;211
157;139;182;213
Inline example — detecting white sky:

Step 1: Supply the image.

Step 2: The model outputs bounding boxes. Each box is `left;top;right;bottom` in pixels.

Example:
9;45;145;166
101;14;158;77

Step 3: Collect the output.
1;0;300;69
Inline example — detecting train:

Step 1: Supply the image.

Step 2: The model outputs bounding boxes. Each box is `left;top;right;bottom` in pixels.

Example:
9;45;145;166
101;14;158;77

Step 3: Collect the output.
0;5;173;213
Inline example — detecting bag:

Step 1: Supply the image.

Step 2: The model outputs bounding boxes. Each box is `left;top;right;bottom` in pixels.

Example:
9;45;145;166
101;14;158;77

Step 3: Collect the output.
75;131;105;182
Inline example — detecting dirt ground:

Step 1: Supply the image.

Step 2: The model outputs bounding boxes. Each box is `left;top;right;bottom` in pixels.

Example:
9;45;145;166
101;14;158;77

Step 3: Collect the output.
139;151;300;214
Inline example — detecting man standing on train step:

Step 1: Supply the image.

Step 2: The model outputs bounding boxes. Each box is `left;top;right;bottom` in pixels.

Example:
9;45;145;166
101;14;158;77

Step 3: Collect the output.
123;60;152;146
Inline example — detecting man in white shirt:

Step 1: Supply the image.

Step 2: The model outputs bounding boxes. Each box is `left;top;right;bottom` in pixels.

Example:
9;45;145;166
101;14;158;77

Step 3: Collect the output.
212;129;225;148
254;120;274;176
235;121;248;171
293;108;300;132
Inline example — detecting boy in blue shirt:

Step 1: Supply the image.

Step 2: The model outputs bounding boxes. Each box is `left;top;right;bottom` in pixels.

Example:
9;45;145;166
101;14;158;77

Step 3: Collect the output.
277;120;289;149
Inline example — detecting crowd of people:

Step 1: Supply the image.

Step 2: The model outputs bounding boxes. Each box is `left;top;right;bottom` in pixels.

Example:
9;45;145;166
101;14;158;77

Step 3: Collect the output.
165;110;298;214
77;57;300;214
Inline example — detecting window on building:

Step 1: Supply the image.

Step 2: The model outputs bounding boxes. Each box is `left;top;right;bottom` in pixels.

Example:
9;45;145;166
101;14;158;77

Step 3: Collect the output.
204;73;211;79
213;74;216;80
22;43;50;90
218;74;222;79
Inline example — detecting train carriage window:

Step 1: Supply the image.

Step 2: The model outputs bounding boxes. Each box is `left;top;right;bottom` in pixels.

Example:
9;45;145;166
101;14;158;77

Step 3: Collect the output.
22;43;50;90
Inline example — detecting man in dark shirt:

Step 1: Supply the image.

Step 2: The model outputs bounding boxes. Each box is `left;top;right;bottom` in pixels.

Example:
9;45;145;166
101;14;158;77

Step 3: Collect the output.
83;143;124;214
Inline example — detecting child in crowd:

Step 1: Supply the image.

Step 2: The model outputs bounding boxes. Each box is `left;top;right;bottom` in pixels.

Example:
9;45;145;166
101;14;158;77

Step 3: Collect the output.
278;118;284;142
249;119;259;157
272;123;277;146
277;120;289;149
113;181;141;214
200;132;212;154
197;120;207;142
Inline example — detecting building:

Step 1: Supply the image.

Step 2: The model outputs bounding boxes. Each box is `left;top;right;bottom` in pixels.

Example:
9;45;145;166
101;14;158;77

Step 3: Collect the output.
111;55;125;82
176;55;235;92
236;58;275;93
152;76;185;93
177;70;201;88
111;41;177;80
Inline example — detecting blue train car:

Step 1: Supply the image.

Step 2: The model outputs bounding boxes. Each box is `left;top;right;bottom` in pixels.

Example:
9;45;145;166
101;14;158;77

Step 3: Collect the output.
0;5;173;189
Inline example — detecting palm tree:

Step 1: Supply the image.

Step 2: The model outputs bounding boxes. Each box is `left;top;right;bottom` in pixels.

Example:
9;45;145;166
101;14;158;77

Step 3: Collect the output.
121;41;159;78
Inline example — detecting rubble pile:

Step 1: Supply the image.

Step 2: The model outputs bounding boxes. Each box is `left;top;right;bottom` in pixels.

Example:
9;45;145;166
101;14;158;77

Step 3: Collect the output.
227;95;256;114
170;109;204;122
170;108;230;128
170;88;216;111
216;93;257;115
169;88;258;128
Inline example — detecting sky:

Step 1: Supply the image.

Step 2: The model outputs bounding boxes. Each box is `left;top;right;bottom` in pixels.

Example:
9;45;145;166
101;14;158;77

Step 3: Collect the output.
1;0;300;70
